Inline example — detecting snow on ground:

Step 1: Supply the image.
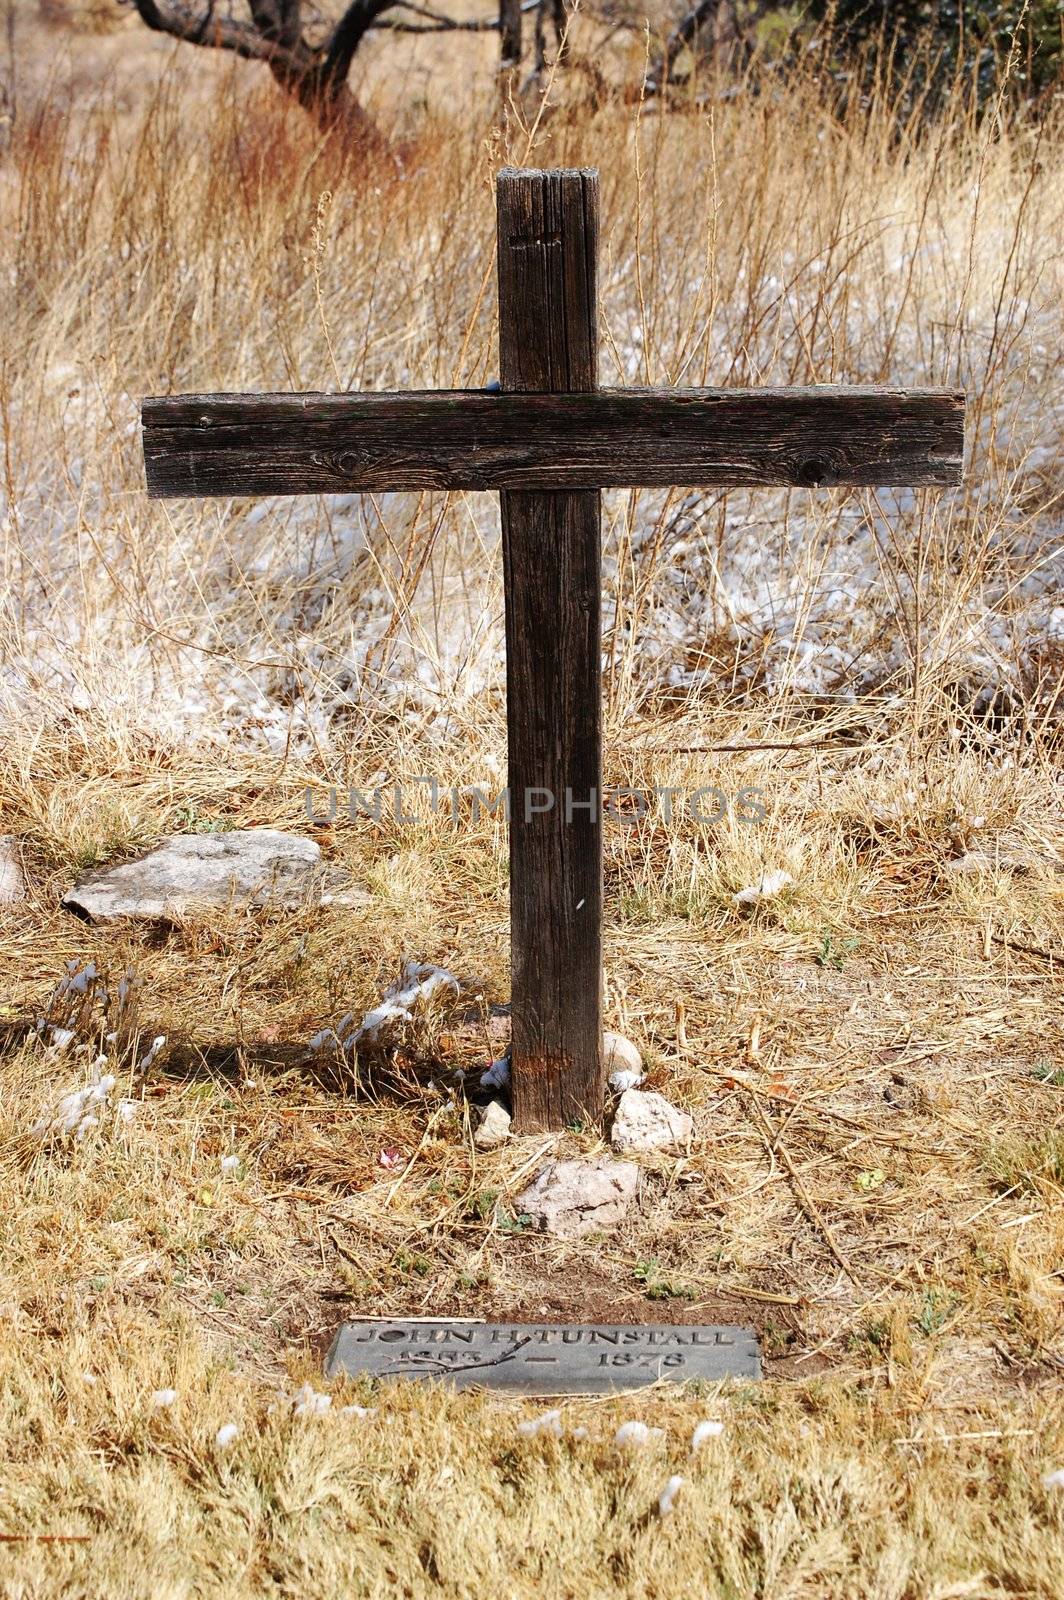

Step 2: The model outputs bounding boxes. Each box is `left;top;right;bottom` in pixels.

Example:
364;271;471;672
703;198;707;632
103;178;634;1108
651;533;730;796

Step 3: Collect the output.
2;186;1061;757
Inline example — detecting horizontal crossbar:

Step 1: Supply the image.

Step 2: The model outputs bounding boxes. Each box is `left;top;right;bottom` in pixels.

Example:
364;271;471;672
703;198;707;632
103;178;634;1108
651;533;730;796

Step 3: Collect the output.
142;386;964;498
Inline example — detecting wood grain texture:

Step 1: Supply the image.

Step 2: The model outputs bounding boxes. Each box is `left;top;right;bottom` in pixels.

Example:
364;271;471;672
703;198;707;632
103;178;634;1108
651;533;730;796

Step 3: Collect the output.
498;166;604;1133
141;386;965;497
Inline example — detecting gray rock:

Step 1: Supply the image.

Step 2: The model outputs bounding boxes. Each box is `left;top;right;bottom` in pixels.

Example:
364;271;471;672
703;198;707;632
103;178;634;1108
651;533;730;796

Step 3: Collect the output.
610;1088;692;1154
516;1157;639;1239
0;836;25;905
62;829;369;924
946;848;1060;877
474;1099;512;1150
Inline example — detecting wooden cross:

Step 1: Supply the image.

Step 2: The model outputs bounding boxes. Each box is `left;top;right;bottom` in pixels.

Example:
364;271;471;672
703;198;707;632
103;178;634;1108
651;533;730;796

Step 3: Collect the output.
141;166;964;1133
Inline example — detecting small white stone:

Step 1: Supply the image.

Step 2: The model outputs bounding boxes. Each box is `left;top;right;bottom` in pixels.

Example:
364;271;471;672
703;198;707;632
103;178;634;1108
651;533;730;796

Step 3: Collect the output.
474;1099;512;1150
691;1419;724;1451
611;1089;692;1154
151;1389;178;1409
215;1423;240;1448
604;1031;643;1083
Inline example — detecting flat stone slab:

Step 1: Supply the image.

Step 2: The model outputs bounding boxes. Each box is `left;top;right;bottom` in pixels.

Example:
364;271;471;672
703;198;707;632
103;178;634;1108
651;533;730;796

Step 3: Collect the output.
62;829;369;923
0;836;25;905
325;1320;761;1393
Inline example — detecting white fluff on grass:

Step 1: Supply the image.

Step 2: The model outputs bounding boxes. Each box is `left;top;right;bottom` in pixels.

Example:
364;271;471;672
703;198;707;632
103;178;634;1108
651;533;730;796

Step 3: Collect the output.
691;1420;725;1451
1043;1468;1064;1489
292;1383;332;1417
136;1035;166;1072
732;870;793;908
614;1421;664;1448
215;1423;240;1449
360;965;460;1047
340;1404;377;1419
220;1154;241;1173
117;1099;138;1123
608;1068;644;1094
151;1389;178;1408
309;964;461;1057
516;1409;563;1439
34;1072;116;1139
658;1476;685;1517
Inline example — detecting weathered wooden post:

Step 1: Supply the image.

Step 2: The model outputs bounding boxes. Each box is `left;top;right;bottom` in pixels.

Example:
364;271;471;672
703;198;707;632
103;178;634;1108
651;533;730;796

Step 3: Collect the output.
496;168;604;1133
140;165;964;1139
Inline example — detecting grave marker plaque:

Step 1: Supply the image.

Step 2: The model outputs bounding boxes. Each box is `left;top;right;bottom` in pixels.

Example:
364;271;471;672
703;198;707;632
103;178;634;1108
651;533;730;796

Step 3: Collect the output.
325;1320;761;1392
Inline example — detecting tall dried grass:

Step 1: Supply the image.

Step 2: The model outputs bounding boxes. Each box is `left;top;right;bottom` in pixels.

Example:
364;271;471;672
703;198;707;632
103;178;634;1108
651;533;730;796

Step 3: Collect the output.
0;17;1063;1597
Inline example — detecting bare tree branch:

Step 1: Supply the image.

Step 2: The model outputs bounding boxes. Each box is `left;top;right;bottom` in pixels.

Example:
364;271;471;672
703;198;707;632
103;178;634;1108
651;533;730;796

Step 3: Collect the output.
372;14;498;29
129;0;309;73
372;2;500;30
129;0;542;130
319;0;399;98
370;0;541;28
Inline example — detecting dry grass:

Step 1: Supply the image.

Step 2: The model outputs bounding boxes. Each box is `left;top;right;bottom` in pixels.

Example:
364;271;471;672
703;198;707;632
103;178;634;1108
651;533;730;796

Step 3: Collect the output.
1;6;1063;1595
